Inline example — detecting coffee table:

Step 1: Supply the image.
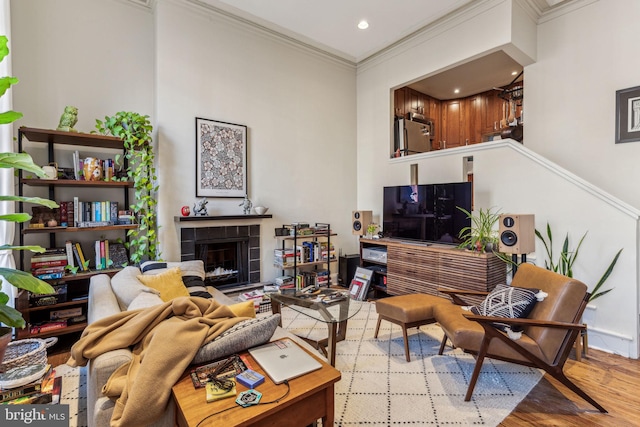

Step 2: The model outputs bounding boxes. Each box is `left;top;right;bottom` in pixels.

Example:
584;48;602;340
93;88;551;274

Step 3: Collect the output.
270;290;363;366
172;338;341;427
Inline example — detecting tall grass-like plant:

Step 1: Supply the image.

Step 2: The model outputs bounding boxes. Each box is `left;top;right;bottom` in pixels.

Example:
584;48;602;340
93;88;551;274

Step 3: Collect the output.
95;112;159;264
456;206;501;253
0;35;55;329
535;222;621;302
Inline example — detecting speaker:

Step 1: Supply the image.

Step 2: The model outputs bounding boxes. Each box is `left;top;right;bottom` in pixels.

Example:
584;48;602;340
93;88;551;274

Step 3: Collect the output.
339;254;360;287
352;210;372;235
498;214;535;254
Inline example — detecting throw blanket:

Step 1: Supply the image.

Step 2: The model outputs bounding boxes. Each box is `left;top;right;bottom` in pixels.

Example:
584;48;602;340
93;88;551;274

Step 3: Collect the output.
67;297;247;427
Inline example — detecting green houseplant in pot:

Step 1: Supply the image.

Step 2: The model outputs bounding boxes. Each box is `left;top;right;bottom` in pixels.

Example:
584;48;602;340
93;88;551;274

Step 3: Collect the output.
0;35;55;360
456;206;501;253
95;112;159;264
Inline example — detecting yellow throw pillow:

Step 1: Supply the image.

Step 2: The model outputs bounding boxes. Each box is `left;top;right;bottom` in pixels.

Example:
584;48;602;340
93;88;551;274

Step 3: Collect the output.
137;267;189;302
228;300;256;318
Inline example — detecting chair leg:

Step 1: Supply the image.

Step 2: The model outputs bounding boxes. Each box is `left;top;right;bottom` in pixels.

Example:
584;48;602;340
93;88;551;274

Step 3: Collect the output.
374;317;382;338
574;333;582;362
438;336;448;355
402;324;411;362
465;336;490;401
548;367;607;413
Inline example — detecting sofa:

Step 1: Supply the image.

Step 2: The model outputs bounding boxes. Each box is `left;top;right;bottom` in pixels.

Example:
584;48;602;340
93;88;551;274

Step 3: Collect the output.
85;260;302;427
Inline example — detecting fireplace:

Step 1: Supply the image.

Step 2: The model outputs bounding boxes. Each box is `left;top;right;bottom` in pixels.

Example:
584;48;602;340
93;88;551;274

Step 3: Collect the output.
180;224;261;290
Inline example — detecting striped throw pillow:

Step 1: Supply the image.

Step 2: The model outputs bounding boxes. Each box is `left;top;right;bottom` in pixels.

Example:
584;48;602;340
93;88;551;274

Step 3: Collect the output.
140;260;211;298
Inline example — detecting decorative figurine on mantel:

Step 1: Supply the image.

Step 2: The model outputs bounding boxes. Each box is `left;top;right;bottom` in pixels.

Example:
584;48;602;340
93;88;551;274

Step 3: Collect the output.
193;198;209;216
56;105;79;132
239;196;252;215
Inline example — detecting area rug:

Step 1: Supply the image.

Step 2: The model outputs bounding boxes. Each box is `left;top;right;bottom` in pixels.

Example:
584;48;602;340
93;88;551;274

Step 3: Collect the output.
54;363;88;427
280;301;543;426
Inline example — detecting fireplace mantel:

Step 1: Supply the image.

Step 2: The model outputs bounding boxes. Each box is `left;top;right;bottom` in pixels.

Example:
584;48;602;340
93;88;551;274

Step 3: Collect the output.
174;214;272;222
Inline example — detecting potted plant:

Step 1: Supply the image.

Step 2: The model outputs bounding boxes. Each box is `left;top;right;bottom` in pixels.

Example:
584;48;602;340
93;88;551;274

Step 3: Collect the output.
456;206;501;253
95;112;159;264
0;35;55;359
535;222;621;301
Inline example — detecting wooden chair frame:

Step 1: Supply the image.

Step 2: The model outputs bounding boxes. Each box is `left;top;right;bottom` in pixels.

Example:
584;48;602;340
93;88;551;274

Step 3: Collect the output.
437;288;606;413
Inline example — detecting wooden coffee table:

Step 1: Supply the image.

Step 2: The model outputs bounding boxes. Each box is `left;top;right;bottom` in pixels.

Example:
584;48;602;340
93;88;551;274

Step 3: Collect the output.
172;338;341;427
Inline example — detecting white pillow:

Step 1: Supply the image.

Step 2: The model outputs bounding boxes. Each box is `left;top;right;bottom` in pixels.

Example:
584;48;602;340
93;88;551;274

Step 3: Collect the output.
127;290;164;311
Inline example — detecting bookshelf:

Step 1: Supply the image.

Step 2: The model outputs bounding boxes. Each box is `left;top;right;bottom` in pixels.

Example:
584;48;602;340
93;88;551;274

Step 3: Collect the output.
274;223;337;290
15;127;136;339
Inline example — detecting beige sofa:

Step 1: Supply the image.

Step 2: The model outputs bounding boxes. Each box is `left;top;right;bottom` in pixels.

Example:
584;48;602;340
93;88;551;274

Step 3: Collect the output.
85;261;298;427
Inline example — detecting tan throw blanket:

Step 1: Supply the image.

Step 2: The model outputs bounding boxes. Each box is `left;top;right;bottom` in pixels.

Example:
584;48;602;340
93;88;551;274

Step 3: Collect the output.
67;296;247;427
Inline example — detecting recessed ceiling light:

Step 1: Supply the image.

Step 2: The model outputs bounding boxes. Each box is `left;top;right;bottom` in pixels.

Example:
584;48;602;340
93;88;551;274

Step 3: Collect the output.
358;20;369;30
454;88;460;94
511;71;519;75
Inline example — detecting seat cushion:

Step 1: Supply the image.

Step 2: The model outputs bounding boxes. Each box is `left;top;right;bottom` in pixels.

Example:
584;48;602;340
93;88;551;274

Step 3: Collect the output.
434;303;547;363
375;294;446;323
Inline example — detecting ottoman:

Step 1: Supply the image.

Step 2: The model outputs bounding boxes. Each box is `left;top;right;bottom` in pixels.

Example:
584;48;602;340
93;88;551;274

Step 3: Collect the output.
374;294;447;361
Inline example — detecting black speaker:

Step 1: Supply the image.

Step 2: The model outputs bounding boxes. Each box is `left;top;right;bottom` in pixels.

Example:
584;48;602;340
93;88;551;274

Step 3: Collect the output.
339;254;360;287
498;214;535;254
352;210;372;235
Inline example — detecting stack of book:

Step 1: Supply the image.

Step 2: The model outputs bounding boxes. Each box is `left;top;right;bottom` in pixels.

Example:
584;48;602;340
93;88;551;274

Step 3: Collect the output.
273;248;296;268
0;364;62;405
31;249;67;279
94;239;111;270
65;241;89;272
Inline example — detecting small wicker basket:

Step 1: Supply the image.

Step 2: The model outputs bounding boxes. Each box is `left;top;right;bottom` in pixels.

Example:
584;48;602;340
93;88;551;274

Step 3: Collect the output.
0;337;57;372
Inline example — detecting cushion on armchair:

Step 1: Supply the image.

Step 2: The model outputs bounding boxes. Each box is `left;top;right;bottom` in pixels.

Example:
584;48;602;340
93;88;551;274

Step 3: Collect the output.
465;284;547;339
137;267;190;301
110;266;160;311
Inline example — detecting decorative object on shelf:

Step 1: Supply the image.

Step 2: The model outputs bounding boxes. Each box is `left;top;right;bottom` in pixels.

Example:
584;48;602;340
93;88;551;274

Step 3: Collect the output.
239;196;252;215
254;206;268;215
366;223;378;238
195;117;247;198
193;198;208;216
56;105;78;132
615;85;640;144
95;111;158;264
82;157;102;181
0;36;56;347
41;163;58;180
181;205;191;217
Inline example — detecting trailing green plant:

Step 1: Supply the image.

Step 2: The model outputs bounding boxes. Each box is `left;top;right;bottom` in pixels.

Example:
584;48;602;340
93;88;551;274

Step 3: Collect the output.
95;112;159;264
0;35;55;329
456;206;501;253
535;222;621;301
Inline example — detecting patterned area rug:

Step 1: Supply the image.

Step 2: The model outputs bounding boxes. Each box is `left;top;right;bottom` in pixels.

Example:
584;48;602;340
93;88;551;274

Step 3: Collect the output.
280;301;543;426
54;363;88;427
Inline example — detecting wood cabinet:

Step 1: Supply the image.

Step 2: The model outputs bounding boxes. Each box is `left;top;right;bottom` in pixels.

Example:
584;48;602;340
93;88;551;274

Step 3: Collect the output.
15;127;134;340
394;81;523;150
360;238;506;304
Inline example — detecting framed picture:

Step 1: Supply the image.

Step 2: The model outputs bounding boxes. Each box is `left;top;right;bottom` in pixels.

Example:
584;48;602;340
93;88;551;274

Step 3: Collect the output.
615;85;640;144
196;117;247;197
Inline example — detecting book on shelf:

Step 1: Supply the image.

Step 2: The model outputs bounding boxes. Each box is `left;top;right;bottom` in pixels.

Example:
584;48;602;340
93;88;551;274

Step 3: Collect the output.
74;242;88;271
30;259;67;270
64;240;75;268
29;320;67;335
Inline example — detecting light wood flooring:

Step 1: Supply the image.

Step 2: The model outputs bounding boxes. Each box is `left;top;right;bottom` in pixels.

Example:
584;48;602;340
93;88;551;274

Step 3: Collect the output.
47;338;638;425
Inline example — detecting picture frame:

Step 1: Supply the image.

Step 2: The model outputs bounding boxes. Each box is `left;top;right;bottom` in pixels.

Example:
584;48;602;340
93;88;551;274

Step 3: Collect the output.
196;117;247;197
615;85;640;144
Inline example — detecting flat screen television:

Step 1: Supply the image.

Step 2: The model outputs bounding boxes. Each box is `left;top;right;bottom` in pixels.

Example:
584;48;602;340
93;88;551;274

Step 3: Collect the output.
382;182;472;244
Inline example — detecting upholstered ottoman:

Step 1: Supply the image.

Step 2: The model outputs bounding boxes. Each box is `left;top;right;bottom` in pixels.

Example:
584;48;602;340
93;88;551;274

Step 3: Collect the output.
374;294;448;361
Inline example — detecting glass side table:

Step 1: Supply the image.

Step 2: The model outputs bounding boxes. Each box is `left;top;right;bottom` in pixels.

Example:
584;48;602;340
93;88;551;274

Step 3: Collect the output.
270;290;363;366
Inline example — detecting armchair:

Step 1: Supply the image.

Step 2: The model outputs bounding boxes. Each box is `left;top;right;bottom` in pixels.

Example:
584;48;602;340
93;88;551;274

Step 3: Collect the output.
434;263;606;413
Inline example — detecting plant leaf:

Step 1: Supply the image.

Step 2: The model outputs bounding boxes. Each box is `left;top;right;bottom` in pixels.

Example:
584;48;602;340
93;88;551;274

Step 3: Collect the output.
0;244;46;252
0;194;59;208
0;303;26;329
0;152;45;177
0;268;55;294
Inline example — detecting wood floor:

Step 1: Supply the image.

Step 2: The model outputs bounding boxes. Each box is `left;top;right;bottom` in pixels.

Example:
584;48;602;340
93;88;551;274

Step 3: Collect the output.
47;339;638;426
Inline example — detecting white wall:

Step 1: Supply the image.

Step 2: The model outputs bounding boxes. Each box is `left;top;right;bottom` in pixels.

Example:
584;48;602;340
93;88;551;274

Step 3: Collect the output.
355;0;640;357
154;0;357;274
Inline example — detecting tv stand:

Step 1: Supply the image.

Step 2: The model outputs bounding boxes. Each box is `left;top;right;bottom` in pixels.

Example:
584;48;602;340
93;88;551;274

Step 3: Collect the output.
359;238;505;304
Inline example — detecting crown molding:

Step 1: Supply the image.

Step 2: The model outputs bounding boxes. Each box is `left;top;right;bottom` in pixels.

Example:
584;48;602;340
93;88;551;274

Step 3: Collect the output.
184;0;356;68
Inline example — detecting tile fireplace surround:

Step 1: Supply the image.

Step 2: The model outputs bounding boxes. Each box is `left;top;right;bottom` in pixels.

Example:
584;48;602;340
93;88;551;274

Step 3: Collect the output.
175;214;272;290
